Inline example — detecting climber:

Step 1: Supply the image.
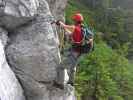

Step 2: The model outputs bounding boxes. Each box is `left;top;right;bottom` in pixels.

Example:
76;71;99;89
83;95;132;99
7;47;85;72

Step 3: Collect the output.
56;13;94;85
56;13;94;56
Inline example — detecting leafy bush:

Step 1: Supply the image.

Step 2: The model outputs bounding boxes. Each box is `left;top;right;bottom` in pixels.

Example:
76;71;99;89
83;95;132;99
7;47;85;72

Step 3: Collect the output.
65;1;133;100
75;43;133;100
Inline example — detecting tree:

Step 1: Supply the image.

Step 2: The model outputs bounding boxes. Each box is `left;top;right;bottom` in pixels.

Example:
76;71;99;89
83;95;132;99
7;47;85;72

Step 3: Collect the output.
75;43;133;100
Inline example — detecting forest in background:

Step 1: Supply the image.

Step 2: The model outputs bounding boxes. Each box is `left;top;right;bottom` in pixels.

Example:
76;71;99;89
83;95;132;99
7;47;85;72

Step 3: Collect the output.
65;0;133;100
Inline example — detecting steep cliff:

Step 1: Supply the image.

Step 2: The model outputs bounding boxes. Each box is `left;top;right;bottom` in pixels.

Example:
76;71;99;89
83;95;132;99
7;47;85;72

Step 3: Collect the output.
46;0;68;19
0;28;25;100
0;0;76;100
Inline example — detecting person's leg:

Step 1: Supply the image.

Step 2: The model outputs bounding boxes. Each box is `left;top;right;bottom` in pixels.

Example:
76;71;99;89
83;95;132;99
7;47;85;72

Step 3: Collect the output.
56;47;80;86
55;48;74;87
67;47;80;85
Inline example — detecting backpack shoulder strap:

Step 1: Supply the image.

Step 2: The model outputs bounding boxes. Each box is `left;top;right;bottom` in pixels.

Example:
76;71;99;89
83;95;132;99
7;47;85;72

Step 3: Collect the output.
80;25;86;41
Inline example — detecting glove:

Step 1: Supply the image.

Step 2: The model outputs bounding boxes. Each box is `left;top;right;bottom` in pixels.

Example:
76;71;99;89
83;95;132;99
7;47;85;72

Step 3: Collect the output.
56;20;61;26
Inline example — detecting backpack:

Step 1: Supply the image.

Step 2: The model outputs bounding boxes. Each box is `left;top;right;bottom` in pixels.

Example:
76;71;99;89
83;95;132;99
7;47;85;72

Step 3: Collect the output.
81;25;95;53
81;26;94;41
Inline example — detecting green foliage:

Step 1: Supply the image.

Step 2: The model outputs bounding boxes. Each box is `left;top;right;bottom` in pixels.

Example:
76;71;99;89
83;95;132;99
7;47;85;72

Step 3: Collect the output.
75;43;133;100
65;0;132;57
65;0;133;100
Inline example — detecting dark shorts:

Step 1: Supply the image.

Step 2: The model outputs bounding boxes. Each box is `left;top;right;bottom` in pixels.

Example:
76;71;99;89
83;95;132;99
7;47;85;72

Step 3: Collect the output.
81;43;92;54
71;43;92;55
71;44;82;54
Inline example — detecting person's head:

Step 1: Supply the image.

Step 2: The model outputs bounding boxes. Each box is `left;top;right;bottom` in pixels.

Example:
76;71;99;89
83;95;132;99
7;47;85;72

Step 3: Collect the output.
72;13;84;24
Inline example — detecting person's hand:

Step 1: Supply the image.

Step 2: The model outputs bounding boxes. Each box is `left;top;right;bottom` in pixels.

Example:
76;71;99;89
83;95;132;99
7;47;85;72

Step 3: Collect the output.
87;38;93;44
56;20;61;26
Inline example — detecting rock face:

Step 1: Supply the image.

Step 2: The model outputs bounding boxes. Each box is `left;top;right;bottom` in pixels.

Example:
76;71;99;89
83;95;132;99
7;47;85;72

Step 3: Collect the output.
0;0;38;30
0;0;76;100
0;28;25;100
46;0;68;19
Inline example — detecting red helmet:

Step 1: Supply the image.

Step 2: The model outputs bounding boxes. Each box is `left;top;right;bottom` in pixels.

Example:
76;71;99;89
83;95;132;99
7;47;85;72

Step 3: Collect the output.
72;13;84;22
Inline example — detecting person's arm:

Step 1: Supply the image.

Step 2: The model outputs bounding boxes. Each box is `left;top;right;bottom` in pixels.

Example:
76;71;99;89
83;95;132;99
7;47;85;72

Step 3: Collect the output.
59;21;75;35
87;37;93;48
87;37;93;44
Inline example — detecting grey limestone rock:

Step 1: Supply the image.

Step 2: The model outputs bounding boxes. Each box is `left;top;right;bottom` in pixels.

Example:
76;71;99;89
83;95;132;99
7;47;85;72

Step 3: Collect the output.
46;0;68;19
0;29;25;100
0;28;8;46
0;0;39;30
3;0;75;100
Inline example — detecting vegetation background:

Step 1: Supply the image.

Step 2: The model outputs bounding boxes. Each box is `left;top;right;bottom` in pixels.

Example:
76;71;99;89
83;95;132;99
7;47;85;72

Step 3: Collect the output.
65;0;133;100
